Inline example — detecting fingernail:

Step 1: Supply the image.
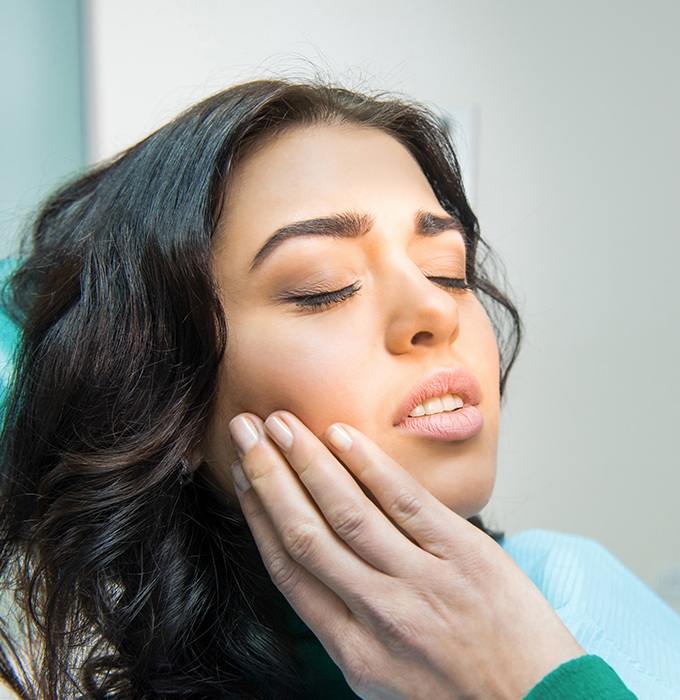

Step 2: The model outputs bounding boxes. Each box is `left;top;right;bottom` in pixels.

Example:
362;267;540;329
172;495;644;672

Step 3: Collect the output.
264;415;294;450
229;415;259;455
231;459;251;493
327;424;353;452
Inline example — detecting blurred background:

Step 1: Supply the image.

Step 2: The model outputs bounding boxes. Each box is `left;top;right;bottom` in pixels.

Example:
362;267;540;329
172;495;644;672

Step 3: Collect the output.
1;0;679;609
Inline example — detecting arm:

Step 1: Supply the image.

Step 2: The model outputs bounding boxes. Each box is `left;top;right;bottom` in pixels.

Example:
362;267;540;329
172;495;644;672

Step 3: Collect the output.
229;410;587;699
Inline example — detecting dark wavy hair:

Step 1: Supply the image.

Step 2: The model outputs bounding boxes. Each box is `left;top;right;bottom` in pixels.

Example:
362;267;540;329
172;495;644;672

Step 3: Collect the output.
0;79;521;699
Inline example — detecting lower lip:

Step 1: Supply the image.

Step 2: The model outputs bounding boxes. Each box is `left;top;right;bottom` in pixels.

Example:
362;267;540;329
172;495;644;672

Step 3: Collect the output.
397;406;484;441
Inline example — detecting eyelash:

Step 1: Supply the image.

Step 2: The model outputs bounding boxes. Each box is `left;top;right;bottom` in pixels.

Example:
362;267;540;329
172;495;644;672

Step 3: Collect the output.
427;276;474;293
287;282;362;311
286;276;473;312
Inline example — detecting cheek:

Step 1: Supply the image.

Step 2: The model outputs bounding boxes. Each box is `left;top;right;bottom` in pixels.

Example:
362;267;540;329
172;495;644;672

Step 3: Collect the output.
464;300;501;389
220;316;369;435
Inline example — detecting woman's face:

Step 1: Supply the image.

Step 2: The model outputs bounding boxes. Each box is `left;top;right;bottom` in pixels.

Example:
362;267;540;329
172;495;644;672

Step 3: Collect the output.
203;124;500;518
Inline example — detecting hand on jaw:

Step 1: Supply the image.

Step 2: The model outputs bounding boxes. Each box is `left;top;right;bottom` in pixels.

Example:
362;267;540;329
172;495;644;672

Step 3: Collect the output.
228;411;584;700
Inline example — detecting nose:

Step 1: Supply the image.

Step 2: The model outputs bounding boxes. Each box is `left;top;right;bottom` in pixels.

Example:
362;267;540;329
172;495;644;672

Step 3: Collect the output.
383;265;461;355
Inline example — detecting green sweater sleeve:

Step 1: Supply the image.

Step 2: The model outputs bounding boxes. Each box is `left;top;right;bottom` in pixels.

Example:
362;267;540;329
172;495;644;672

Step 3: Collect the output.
525;655;637;699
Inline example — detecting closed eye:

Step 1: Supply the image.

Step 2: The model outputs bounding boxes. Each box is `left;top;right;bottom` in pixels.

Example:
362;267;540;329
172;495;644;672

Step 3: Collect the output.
427;276;474;292
284;282;361;311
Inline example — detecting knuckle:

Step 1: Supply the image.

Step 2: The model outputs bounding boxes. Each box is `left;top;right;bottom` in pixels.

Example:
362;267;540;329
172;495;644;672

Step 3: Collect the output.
293;450;316;478
265;554;300;593
363;601;420;654
328;503;367;542
339;651;376;691
354;598;423;656
280;519;319;561
374;612;418;653
390;489;423;522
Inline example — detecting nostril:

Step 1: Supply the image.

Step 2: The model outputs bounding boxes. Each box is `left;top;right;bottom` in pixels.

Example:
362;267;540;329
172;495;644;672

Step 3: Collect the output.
411;331;433;345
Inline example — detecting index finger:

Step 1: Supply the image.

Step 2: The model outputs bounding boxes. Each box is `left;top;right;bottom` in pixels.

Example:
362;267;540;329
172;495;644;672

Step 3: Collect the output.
261;411;428;576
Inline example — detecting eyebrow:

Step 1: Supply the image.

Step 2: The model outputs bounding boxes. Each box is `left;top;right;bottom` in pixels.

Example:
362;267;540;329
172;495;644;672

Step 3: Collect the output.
249;209;464;271
415;211;464;237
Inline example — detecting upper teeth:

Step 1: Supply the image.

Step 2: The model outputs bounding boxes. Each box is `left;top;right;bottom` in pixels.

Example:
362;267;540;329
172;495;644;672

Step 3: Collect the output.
409;393;464;417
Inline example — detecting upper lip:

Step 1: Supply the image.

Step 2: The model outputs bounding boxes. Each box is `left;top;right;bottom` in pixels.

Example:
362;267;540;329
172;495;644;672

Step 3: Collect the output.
394;368;483;425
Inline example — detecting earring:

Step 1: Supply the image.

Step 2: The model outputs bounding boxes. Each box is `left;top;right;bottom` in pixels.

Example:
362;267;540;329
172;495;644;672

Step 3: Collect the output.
178;457;194;486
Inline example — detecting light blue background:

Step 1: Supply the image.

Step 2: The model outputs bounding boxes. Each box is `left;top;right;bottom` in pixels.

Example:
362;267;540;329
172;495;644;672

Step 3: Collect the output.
0;0;85;256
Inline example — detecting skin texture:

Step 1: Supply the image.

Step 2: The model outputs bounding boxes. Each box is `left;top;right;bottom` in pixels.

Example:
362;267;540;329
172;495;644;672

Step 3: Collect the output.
203;124;584;699
204;124;500;518
228;414;584;699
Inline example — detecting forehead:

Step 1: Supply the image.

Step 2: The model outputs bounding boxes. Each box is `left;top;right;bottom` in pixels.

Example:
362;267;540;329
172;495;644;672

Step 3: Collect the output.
215;124;443;256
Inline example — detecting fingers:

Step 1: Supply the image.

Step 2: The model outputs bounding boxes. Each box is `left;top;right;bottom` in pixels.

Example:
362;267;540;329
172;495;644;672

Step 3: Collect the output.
231;409;480;573
229;413;585;700
320;421;487;560
228;413;387;596
261;413;429;575
251;409;476;560
231;459;351;653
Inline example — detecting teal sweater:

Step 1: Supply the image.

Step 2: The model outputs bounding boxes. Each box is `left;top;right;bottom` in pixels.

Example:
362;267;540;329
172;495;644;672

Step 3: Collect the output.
528;656;636;699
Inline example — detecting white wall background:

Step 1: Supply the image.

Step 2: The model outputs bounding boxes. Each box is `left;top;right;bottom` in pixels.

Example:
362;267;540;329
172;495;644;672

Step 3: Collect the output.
87;0;680;605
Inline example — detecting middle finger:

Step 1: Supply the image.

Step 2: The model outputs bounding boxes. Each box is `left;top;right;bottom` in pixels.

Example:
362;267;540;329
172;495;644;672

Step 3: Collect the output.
261;411;427;576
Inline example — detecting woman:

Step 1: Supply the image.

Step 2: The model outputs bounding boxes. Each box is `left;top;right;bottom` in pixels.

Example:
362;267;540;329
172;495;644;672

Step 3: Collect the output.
0;79;674;698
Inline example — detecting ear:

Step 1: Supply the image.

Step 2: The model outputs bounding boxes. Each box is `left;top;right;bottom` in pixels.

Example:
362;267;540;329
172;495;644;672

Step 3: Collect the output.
187;446;205;473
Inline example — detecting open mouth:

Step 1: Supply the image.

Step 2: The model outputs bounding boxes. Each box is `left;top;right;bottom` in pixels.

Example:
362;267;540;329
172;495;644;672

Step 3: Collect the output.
395;370;484;441
408;393;464;417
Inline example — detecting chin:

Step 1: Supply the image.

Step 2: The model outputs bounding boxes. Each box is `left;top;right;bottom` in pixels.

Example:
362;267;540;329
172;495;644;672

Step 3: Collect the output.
429;470;496;520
